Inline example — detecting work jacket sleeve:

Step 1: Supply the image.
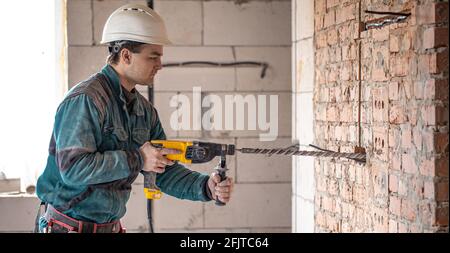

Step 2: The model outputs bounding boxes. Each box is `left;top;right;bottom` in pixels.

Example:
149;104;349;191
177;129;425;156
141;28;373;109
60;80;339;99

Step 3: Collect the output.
54;94;142;186
149;110;212;202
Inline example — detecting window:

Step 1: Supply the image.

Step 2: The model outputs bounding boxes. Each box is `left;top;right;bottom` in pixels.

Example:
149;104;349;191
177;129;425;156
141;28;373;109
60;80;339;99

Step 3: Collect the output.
0;1;62;193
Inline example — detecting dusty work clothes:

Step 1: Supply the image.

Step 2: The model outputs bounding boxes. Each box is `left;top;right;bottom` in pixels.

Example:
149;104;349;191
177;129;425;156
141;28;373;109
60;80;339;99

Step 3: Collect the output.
36;64;212;225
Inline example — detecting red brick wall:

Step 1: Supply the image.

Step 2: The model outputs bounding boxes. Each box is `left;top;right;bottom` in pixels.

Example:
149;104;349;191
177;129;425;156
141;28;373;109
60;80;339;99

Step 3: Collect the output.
314;0;448;232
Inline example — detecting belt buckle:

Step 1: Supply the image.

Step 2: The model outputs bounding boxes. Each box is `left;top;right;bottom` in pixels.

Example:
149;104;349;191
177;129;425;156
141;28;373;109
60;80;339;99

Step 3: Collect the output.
43;226;51;233
45;220;53;233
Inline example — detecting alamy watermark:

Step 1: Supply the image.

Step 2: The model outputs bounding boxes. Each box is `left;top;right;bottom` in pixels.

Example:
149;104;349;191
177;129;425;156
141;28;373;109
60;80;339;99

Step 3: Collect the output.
169;87;279;141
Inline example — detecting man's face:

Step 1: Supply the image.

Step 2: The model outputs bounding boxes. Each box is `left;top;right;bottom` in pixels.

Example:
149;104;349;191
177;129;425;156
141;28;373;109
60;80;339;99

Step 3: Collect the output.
125;44;163;86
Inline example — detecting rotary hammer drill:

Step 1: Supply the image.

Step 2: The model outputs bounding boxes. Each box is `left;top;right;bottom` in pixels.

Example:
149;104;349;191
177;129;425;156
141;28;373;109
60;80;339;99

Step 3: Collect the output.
141;140;235;206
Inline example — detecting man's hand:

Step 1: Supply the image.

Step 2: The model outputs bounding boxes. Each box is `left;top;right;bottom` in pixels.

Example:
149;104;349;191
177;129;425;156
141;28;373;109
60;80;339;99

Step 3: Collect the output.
139;142;181;173
208;172;234;203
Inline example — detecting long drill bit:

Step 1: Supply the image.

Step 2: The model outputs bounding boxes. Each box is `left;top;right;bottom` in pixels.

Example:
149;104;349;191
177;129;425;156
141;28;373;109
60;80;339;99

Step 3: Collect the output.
235;145;366;163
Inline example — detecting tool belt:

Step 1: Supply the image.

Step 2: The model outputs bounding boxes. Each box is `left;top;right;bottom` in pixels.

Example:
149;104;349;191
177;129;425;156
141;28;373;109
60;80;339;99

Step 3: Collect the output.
43;205;125;233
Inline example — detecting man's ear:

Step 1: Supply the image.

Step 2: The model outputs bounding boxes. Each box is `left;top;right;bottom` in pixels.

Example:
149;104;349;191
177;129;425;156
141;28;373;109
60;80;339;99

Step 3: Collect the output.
120;48;132;65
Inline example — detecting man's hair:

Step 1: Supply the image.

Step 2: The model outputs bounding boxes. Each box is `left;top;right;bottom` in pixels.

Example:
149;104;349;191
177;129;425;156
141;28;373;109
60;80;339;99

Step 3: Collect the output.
106;40;145;65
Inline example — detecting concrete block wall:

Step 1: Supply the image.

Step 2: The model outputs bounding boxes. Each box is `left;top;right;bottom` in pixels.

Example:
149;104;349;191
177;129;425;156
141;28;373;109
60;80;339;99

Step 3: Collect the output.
65;0;292;232
313;0;448;232
292;0;315;232
0;195;41;232
150;0;292;233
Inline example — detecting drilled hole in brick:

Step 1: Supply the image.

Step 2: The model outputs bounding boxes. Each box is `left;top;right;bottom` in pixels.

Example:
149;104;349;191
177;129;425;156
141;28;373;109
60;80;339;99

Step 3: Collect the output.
381;101;384;109
382;139;385;148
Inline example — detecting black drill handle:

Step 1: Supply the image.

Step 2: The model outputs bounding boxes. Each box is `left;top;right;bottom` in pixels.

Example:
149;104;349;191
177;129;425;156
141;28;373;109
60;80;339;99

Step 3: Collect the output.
215;169;227;206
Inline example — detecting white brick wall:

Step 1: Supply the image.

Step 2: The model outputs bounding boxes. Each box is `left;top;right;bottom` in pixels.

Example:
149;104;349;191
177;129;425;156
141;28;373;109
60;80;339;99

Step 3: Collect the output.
92;0;129;45
292;0;315;233
203;1;291;45
295;93;314;144
63;0;292;233
155;68;236;92
204;183;291;228
154;0;291;232
154;1;203;45
295;38;314;92
0;195;40;232
153;91;179;138
236;137;292;182
155;194;205;229
295;0;314;41
162;91;290;139
67;0;93;45
153;47;236;92
235;47;291;91
68;46;107;87
122;184;149;232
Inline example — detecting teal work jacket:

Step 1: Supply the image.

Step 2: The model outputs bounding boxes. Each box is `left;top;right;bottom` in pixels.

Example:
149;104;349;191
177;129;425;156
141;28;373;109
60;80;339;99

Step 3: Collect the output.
36;65;212;223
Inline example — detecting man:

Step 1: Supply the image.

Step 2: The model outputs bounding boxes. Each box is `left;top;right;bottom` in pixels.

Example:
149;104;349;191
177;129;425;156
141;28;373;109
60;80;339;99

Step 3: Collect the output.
35;3;233;233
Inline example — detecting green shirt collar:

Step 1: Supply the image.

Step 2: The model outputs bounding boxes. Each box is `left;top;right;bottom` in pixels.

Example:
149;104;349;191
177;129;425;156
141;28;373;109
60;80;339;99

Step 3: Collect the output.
101;64;144;116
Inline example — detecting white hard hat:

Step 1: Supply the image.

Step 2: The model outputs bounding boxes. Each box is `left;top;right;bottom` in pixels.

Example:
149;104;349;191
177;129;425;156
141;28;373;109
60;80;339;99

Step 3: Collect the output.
101;4;172;45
